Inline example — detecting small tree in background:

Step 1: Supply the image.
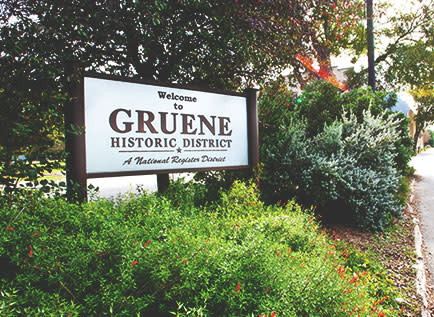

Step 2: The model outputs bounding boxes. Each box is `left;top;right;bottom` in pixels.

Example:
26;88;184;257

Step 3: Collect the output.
410;87;434;151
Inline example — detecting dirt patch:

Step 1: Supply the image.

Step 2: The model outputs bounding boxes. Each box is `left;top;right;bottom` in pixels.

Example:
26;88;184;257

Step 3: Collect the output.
328;194;430;315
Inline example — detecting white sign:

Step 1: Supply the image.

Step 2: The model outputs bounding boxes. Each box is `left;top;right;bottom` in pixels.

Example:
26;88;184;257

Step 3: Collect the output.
84;76;249;175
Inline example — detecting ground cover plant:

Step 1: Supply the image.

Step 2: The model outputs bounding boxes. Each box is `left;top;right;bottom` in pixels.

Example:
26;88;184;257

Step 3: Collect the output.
1;181;406;315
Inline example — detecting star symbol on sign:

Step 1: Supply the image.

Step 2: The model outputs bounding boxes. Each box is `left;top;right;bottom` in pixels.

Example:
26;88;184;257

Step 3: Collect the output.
177;147;182;153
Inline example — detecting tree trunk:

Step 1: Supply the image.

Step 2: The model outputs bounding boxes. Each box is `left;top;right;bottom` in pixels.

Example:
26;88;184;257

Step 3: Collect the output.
414;125;422;152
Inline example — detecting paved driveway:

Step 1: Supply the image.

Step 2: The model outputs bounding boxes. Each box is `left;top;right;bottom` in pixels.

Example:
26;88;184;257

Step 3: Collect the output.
410;148;434;285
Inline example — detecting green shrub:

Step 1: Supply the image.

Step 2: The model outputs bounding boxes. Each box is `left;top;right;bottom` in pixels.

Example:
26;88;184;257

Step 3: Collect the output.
160;177;207;209
293;80;342;137
293;81;413;175
194;80;413;213
261;110;403;231
0;182;401;315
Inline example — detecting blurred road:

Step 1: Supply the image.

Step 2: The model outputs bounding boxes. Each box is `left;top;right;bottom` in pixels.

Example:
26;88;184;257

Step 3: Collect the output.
87;173;194;200
87;175;157;199
410;148;434;286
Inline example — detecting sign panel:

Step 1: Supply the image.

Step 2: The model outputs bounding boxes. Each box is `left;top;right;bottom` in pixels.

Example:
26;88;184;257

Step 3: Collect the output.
83;76;250;176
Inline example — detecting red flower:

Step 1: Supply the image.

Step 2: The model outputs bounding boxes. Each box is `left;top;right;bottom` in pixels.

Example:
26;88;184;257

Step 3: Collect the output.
144;240;150;247
6;226;14;231
235;282;241;293
183;259;187;264
377;296;388;304
265;286;269;293
41;247;46;254
132;260;138;268
28;245;33;256
34;232;39;236
271;312;277;317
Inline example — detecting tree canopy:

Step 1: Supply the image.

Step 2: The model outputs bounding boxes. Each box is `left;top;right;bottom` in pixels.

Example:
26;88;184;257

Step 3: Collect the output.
376;0;434;149
378;0;434;88
346;0;434;91
410;86;434;150
1;0;369;88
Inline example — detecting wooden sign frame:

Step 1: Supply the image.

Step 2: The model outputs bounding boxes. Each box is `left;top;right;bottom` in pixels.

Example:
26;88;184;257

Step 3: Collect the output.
65;72;258;201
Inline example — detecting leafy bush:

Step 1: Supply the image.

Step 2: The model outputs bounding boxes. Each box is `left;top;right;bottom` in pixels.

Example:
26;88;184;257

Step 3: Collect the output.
0;182;402;315
293;80;342;137
194;80;413;212
158;177;207;209
261;110;403;231
292;81;413;174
